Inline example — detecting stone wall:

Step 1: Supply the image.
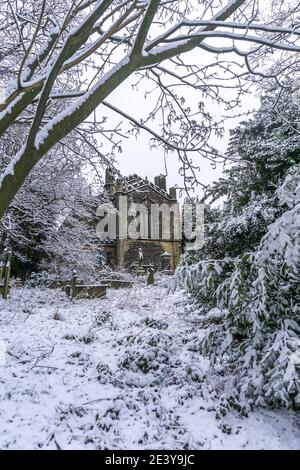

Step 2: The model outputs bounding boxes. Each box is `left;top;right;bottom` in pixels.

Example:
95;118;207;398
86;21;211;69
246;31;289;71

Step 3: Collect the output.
120;239;181;271
102;173;182;271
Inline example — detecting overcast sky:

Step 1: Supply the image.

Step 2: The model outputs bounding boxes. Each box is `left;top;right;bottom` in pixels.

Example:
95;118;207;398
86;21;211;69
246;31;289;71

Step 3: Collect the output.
95;44;261;202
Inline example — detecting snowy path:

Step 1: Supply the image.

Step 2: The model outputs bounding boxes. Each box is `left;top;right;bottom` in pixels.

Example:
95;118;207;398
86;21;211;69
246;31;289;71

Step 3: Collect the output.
0;279;299;450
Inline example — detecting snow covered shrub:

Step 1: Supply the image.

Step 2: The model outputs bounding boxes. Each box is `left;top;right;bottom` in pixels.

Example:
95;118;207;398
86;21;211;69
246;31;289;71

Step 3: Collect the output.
142;316;169;330
193;88;300;263
25;271;57;287
177;168;300;411
182;259;234;312
94;311;112;326
121;333;174;374
96;404;122;432
96;362;111;384
67;351;91;369
78;333;97;345
186;365;206;383
177;89;300;412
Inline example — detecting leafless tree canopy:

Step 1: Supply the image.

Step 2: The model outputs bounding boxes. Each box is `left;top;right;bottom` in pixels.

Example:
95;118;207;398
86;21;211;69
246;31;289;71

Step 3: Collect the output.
1;0;300;217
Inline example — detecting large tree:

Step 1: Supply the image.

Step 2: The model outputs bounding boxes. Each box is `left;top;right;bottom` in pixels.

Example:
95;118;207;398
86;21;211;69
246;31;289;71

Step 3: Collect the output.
177;88;300;411
0;130;105;279
1;0;300;217
198;88;300;261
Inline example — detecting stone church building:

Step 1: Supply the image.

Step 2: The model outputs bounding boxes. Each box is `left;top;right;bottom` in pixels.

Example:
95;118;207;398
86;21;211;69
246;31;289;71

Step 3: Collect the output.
101;170;182;271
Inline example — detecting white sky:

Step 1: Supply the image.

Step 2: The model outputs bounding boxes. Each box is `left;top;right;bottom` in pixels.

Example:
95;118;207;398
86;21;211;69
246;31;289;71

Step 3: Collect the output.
96;75;260;201
93;11;264;201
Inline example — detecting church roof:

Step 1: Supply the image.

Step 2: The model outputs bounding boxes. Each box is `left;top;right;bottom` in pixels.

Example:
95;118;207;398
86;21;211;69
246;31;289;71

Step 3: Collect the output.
115;174;174;201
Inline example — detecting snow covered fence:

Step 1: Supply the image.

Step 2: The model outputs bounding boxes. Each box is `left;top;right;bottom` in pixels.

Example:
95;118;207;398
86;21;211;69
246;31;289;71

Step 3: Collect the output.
65;284;108;300
65;281;136;299
64;272;107;300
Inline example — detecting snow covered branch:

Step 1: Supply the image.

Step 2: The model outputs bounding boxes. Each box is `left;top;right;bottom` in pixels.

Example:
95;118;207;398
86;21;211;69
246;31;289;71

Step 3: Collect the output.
1;0;300;218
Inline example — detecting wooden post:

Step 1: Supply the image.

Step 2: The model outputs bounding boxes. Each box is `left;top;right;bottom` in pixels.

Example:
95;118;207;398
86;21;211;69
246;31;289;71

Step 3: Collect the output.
71;270;77;300
3;250;12;299
147;265;155;285
0;249;12;299
0;255;4;285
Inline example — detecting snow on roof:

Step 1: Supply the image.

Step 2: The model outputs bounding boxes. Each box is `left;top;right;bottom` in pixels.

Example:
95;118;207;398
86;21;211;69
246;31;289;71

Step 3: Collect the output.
161;251;171;257
121;174;170;198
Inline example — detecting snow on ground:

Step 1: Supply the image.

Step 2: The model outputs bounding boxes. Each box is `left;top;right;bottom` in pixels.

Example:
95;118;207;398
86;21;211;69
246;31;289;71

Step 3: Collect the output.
0;277;299;450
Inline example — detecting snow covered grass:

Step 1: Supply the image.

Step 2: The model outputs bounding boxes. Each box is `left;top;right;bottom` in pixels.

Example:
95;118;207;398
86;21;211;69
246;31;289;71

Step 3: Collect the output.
0;279;299;450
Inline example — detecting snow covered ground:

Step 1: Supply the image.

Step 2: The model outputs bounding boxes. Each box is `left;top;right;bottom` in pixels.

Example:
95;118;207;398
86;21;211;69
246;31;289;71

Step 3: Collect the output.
0;277;299;450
